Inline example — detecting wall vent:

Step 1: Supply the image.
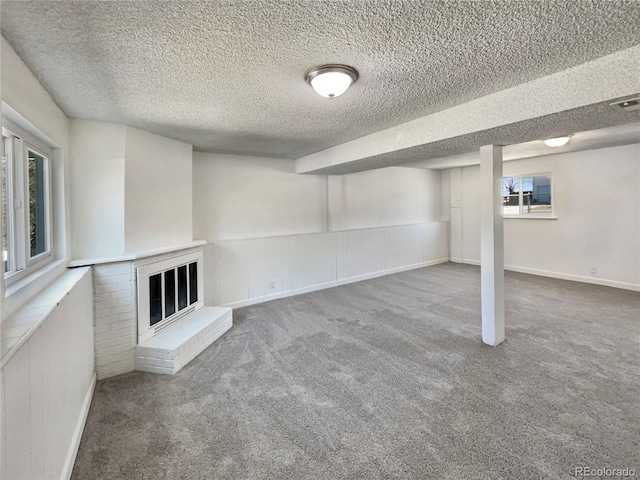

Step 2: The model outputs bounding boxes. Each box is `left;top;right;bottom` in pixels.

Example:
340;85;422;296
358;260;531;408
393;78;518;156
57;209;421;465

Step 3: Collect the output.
610;96;640;112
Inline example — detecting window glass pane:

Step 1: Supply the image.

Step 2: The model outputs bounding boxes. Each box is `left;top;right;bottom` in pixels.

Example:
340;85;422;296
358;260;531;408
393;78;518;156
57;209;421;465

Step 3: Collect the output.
502;176;519;215
164;269;176;317
149;273;162;326
178;265;188;310
28;150;47;257
2;136;11;272
523;176;551;213
189;262;198;305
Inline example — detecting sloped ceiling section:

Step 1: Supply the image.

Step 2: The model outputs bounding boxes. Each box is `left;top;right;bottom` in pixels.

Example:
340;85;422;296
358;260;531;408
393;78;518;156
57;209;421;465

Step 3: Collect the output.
1;0;640;159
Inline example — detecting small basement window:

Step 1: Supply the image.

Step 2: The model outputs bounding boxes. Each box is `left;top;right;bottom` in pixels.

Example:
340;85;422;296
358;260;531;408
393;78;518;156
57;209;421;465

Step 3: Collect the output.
502;173;554;218
2;125;53;284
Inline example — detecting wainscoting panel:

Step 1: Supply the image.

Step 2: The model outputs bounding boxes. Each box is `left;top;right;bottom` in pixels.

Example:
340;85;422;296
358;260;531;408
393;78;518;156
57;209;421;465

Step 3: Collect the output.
205;222;449;308
425;221;450;262
1;268;95;480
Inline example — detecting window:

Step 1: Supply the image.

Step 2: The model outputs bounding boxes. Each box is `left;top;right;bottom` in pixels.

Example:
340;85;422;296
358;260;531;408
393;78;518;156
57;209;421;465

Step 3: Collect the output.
503;173;553;217
2;126;52;283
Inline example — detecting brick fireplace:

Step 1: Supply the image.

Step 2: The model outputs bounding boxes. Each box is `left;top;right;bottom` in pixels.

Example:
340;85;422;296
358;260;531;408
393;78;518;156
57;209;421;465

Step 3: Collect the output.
71;242;232;379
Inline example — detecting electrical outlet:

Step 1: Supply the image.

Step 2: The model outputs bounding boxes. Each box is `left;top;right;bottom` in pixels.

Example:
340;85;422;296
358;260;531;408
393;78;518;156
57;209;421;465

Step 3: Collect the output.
590;265;598;275
268;279;276;289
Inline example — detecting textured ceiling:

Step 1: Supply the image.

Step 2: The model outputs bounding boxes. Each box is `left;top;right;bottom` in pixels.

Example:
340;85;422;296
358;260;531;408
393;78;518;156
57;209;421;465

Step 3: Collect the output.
402;122;640;170
305;101;640;175
2;0;640;158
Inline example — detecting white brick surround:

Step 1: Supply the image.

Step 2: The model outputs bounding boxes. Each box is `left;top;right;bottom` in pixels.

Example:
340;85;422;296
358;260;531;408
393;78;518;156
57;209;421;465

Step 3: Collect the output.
87;243;228;379
93;262;136;379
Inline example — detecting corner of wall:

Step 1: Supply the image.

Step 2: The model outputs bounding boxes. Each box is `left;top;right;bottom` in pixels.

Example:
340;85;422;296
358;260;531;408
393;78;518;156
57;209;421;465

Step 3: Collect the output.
123;127;193;252
69;120;127;260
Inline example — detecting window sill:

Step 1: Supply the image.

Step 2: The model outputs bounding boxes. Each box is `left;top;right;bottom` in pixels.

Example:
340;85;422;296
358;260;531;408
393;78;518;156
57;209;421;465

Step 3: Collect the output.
1;266;91;367
5;258;65;297
3;259;69;319
503;215;558;220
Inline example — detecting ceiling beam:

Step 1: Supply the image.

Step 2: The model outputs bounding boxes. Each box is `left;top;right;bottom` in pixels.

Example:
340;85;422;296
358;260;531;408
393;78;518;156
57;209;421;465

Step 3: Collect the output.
295;45;640;175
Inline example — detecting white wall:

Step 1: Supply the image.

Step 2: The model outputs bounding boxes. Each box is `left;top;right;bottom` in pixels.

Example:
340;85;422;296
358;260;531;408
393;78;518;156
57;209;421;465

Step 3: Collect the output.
440;169;450;222
0;37;69;164
206;223;449;307
329;167;442;231
1;36;71;315
193;153;327;241
124;127;193;252
193;154;447;307
1;37;97;480
460;165;481;263
69;123;193;259
193;155;443;242
1;268;95;480
449;144;640;290
70;121;126;259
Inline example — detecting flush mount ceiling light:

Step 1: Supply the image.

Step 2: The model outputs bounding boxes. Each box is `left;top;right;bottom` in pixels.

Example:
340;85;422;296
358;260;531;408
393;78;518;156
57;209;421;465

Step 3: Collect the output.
543;136;571;147
610;96;640;112
305;65;359;99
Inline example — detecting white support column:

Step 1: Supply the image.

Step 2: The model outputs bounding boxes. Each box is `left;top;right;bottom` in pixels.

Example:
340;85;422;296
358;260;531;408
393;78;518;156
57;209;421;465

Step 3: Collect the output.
480;145;505;346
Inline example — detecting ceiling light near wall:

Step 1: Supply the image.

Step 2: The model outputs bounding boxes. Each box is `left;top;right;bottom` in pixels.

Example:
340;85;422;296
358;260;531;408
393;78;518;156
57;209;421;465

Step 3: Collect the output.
305;65;359;99
543;136;571;147
610;97;640;112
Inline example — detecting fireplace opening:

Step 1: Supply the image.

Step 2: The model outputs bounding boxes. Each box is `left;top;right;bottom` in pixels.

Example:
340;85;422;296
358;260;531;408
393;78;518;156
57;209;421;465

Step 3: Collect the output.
137;251;204;343
149;261;198;328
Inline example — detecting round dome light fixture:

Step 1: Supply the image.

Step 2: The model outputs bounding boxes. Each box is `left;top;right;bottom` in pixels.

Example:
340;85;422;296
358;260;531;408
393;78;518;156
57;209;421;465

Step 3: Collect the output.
305;65;358;99
543;136;571;147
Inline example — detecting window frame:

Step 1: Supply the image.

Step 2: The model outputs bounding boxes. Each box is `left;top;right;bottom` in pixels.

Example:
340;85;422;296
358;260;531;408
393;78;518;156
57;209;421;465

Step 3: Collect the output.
2;124;54;286
24;142;53;265
2;133;15;275
502;171;555;219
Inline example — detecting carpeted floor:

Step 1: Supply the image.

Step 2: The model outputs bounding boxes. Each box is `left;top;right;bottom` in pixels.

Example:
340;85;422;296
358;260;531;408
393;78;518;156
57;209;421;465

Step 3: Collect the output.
72;263;640;480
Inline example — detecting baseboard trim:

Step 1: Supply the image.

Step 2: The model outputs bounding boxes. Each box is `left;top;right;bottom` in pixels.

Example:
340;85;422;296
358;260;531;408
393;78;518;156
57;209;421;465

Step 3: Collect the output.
61;372;96;480
450;257;466;264
504;264;640;292
456;259;640;292
220;258;450;309
459;259;480;266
